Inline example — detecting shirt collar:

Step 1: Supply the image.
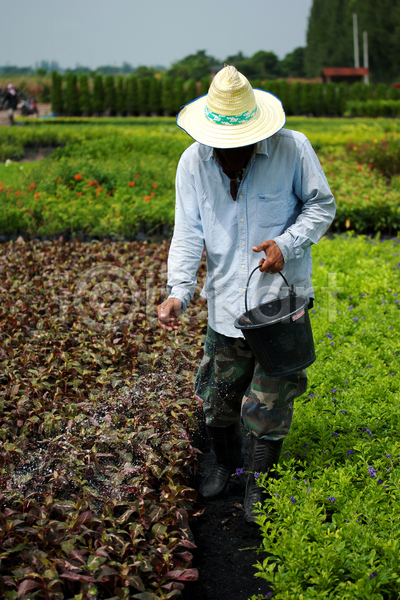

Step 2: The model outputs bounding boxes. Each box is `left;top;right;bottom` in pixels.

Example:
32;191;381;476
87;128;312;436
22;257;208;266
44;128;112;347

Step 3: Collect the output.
202;138;269;162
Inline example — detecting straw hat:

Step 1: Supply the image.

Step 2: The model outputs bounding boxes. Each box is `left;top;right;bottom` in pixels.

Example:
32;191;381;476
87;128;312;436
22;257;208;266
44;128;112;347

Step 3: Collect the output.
176;65;285;149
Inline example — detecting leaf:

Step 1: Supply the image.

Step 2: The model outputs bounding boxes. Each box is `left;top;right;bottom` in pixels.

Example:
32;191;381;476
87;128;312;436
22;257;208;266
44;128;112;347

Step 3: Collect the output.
17;579;42;599
60;572;96;582
132;593;159;600
126;575;145;591
166;568;199;581
176;539;197;549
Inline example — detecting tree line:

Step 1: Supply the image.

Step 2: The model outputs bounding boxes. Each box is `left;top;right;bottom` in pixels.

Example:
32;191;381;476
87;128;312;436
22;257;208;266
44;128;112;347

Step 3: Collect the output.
51;71;400;118
305;0;400;83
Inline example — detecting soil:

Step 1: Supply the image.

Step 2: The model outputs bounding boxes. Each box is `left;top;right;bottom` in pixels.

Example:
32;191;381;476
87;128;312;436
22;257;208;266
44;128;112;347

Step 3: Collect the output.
0;102;51;126
181;423;272;600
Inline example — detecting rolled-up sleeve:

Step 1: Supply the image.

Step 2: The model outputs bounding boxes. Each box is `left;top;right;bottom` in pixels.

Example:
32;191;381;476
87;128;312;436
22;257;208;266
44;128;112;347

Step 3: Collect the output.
166;156;205;312
274;138;336;262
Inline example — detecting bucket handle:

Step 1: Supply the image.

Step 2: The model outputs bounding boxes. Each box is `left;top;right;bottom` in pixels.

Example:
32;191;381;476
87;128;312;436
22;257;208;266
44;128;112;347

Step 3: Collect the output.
244;265;294;315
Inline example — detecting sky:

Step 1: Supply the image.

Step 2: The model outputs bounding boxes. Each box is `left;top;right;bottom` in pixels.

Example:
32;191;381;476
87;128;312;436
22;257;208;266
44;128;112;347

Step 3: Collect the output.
3;0;313;70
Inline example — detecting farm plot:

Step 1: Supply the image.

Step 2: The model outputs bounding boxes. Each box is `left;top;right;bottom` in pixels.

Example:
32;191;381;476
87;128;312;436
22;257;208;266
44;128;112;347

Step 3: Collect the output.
0;234;399;599
0;117;400;238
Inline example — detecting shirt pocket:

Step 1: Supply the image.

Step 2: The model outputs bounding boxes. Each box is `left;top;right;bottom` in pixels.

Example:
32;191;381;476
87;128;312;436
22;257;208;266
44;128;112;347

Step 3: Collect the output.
257;190;290;227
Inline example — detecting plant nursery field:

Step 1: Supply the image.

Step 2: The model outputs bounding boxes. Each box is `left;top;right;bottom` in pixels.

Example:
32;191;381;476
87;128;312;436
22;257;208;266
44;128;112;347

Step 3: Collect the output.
0;233;399;599
0;116;400;599
0;117;400;238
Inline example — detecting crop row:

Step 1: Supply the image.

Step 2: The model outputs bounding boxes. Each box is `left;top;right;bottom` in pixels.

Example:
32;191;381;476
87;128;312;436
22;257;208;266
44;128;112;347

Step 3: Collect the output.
49;72;400;118
1;119;400;239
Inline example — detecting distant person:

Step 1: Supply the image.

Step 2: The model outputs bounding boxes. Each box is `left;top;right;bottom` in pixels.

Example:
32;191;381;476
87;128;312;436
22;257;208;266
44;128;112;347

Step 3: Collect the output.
3;83;19;125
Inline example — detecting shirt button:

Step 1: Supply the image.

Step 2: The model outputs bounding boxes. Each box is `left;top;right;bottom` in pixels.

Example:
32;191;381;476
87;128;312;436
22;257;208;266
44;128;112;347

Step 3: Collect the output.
241;218;244;223
242;265;245;269
242;288;246;292
239;194;243;199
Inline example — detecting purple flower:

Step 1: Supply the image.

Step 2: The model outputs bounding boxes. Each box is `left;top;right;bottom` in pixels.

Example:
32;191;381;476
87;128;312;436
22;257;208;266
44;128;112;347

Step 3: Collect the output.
368;466;378;479
333;432;339;437
345;519;349;523
386;454;391;458
331;388;337;393
235;468;244;476
369;572;378;580
266;593;272;598
254;472;260;479
366;428;372;437
377;479;384;485
340;410;345;414
290;497;296;504
345;379;348;383
327;496;336;503
283;452;291;456
327;333;333;339
352;317;359;321
347;449;354;455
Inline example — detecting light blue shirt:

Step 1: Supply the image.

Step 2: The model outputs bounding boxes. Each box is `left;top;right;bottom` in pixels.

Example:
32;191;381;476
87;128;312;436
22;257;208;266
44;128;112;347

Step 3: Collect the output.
167;129;336;338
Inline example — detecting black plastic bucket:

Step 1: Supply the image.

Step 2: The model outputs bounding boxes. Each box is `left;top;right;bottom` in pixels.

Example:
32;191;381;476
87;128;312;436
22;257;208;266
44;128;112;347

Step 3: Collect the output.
234;266;316;377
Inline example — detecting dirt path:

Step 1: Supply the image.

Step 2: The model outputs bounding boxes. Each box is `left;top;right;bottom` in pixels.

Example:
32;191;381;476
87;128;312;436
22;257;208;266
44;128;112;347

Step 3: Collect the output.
0;102;51;126
182;424;272;600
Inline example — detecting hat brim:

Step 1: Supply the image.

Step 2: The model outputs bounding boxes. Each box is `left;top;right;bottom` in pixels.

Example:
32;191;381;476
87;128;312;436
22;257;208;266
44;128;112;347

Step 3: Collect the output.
176;89;286;149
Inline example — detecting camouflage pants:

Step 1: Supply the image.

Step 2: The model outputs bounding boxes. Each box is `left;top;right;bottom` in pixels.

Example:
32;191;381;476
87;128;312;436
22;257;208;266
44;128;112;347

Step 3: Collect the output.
194;325;307;440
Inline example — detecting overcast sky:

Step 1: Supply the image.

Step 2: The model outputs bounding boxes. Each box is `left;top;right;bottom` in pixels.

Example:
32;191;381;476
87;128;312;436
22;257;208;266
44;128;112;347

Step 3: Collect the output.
3;0;313;70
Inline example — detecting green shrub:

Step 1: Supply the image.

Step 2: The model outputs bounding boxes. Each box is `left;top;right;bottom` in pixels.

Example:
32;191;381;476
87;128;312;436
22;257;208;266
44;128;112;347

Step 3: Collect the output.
115;75;126;116
346;100;400;118
78;74;92;116
104;75;116;116
64;73;80;116
50;71;63;115
92;74;104;115
125;75;138;115
138;77;151;115
161;76;174;115
185;78;197;104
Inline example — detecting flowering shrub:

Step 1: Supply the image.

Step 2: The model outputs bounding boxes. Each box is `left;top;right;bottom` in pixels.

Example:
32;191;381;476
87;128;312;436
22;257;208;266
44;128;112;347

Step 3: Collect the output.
1;118;400;240
251;234;400;599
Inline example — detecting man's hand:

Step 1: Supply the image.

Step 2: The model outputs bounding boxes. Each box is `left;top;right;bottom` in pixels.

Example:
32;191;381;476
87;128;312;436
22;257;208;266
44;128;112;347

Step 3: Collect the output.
157;298;183;332
252;240;284;273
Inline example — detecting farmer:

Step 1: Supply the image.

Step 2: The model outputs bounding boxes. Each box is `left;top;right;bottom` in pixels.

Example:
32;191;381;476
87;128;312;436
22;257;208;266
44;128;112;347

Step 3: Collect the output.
157;66;335;522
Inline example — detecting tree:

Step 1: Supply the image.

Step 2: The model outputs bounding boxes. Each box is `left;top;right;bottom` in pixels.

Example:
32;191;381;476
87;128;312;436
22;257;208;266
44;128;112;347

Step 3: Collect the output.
235;50;281;79
50;71;63;115
92;74;105;115
104;75;116;115
185;78;197;103
168;50;218;80
305;0;400;83
126;76;138;115
174;77;185;113
65;73;80;116
161;77;175;115
149;77;161;115
280;47;306;78
79;74;92;116
138;77;151;115
200;77;211;96
116;76;126;115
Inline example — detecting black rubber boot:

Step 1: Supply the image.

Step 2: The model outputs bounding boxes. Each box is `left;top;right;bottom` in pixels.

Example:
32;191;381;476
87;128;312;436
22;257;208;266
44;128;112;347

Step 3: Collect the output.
199;422;244;498
244;435;283;523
